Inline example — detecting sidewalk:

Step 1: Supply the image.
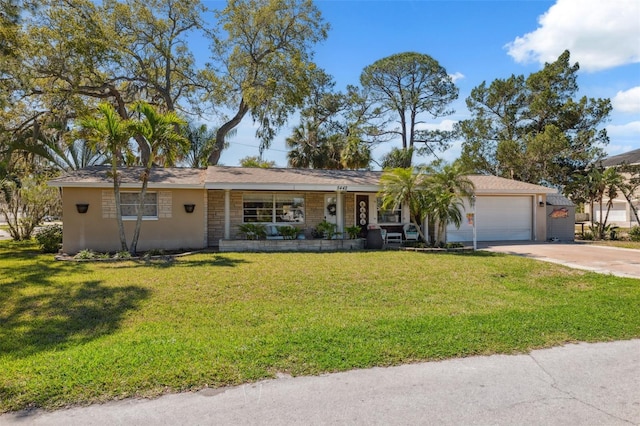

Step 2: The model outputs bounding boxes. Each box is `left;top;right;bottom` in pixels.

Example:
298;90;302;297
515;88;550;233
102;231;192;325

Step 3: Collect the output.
3;339;639;425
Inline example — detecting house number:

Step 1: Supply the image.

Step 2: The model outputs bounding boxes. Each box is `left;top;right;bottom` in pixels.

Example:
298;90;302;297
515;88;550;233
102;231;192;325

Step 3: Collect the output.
337;185;348;191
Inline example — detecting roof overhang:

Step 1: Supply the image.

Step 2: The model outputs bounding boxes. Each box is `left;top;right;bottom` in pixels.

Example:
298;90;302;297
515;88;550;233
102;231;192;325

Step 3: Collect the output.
49;182;203;190
204;183;380;192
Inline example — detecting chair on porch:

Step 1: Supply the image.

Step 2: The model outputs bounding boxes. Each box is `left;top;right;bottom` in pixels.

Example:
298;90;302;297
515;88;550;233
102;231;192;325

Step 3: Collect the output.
403;223;419;241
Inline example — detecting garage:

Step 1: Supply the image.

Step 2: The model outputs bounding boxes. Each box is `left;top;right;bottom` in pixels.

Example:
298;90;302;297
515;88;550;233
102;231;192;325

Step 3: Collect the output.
446;196;533;242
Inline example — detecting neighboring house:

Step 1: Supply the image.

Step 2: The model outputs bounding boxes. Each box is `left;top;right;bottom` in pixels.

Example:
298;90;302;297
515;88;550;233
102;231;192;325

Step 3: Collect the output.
50;166;561;254
593;148;640;227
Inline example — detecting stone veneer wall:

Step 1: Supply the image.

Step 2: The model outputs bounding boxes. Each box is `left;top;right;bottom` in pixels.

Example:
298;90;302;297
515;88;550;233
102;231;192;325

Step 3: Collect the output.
208;190;362;247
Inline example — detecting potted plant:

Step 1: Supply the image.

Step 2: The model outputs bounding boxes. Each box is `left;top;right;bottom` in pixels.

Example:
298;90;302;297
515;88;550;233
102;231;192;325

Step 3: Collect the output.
345;225;361;240
314;220;337;239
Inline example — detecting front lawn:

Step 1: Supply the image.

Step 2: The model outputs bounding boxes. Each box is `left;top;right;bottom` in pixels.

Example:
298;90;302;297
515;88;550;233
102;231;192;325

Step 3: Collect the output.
1;241;639;412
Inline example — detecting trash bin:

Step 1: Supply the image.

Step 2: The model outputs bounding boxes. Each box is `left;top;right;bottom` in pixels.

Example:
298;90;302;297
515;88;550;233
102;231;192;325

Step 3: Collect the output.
366;226;383;249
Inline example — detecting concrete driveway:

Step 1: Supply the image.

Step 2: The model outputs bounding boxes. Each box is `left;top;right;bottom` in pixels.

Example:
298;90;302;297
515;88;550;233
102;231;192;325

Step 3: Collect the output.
481;242;640;279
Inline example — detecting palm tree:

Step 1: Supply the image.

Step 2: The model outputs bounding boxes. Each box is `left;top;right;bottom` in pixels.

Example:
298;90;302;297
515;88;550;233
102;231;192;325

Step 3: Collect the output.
380;147;414;169
597;167;624;239
580;166;624;239
340;136;371;170
128;101;188;254
378;167;431;241
80;103;134;251
424;161;475;245
181;121;236;168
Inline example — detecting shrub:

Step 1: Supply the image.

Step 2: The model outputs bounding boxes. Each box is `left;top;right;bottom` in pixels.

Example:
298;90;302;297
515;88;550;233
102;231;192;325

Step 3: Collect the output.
629;226;640;242
113;251;132;260
581;231;594;241
277;225;299;240
34;224;63;253
74;249;97;260
238;223;267;240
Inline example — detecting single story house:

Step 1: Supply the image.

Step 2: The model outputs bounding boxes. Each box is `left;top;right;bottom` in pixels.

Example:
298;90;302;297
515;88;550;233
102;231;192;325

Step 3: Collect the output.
49;166;561;254
592;148;640;227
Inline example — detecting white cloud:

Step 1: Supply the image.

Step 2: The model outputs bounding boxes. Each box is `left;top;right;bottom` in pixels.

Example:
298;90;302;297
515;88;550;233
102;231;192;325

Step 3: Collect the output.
415;119;457;132
505;0;640;72
449;72;465;83
606;144;635;156
613;87;640;114
607;121;640;137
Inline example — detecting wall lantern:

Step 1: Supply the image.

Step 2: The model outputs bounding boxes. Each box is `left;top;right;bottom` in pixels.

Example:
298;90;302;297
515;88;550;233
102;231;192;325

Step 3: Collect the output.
184;203;196;213
76;203;89;214
538;195;545;207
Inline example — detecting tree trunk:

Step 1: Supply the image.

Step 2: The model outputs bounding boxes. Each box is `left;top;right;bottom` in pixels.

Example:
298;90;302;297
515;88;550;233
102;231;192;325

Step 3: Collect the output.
207;100;249;165
129;168;150;256
621;188;640;225
112;169;129;252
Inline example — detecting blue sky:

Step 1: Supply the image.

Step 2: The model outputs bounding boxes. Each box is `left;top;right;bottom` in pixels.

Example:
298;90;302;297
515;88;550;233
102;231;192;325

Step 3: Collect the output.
201;0;640;167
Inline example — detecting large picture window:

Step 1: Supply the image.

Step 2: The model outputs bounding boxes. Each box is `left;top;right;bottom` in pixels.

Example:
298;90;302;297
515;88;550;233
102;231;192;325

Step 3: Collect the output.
120;192;158;219
243;194;305;223
377;198;401;223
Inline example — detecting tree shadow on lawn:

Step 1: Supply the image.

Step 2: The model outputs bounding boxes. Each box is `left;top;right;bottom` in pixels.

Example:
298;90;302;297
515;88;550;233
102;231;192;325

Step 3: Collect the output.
0;259;150;359
113;254;252;269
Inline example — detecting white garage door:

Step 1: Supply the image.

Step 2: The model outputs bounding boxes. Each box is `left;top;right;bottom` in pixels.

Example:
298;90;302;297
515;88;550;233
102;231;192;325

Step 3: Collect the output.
594;202;627;224
447;196;533;242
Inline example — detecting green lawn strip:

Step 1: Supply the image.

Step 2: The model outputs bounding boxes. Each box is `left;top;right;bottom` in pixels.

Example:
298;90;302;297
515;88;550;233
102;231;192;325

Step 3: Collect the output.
589;240;640;250
1;244;639;412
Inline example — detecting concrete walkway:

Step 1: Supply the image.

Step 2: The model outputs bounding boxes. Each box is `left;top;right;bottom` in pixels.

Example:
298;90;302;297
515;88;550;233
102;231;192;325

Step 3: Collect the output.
481;241;640;279
2;339;639;425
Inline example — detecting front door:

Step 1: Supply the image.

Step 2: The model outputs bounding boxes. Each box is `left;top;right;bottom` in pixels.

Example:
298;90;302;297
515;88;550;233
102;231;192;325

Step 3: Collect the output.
356;195;369;236
324;195;338;224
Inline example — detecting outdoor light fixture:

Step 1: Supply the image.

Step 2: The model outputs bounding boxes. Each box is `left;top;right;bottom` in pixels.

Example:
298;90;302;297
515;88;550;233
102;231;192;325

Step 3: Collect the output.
184;203;195;213
538;195;544;207
76;203;89;214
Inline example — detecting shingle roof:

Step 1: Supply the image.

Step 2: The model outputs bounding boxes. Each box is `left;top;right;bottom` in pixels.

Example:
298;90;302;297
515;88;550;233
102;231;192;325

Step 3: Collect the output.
49;166;206;188
546;194;574;206
205;166;382;191
466;175;556;194
50;166;556;194
601;148;640;167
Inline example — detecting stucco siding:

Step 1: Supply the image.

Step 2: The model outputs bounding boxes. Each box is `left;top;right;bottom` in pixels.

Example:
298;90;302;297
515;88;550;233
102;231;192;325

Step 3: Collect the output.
61;187;206;254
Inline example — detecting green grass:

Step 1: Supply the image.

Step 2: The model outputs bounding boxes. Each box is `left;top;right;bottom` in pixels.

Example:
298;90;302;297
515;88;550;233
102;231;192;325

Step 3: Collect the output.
589;240;640;250
1;241;639;413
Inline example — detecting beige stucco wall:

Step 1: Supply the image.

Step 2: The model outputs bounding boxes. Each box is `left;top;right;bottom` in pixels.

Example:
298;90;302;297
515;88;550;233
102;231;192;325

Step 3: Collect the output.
535;193;548;241
61;187;207;254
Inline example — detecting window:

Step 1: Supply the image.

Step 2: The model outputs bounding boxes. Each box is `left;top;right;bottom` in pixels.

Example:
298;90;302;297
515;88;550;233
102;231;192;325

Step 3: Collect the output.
120;192;158;219
377;198;401;223
243;194;305;223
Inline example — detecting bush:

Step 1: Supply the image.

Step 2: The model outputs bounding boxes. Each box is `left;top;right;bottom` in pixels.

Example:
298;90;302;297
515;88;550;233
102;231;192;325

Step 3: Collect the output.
113;251;132;260
34;224;63;253
581;231;594;241
629;226;640;242
238;223;267;240
277;225;299;240
74;249;97;260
